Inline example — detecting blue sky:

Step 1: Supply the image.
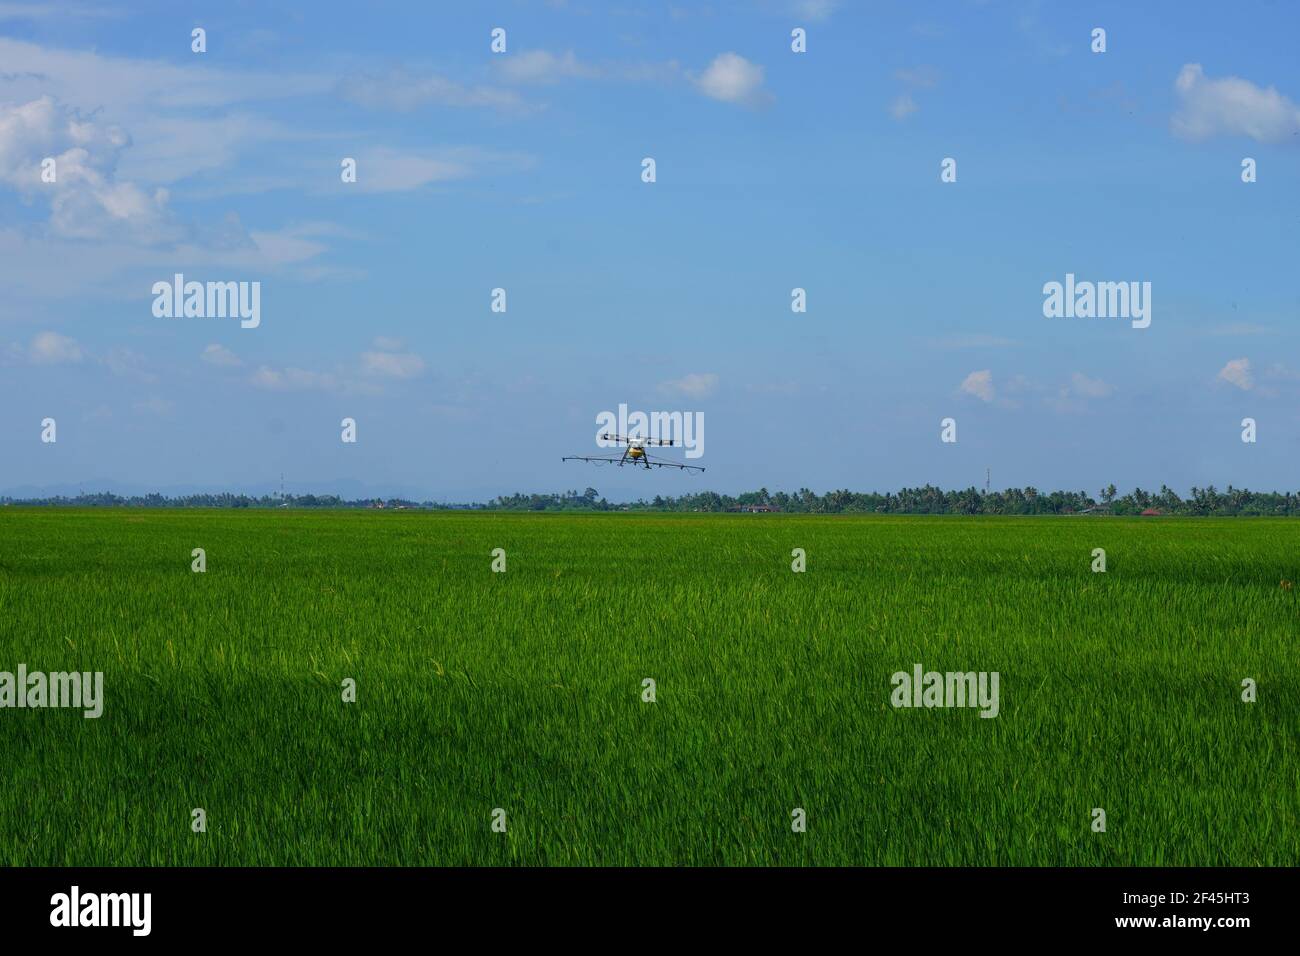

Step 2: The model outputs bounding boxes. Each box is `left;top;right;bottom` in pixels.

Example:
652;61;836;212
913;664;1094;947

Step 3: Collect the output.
1;0;1297;501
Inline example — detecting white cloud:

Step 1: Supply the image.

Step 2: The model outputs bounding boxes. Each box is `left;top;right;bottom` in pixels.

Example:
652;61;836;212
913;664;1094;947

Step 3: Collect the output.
360;349;425;380
119;112;305;187
960;369;994;402
1069;372;1114;399
201;343;242;368
1172;64;1300;143
0;40;530;299
693;53;771;108
349;146;508;194
493;51;680;87
0;102;326;259
28;330;82;364
1004;374;1037;395
348;146;475;193
792;0;838;21
1217;358;1253;390
242;221;359;267
0;96;174;242
1263;362;1300;382
889;93;918;120
0;217;349;304
250;365;339;392
250;344;420;393
103;345;157;383
338;69;525;113
888;67;938;121
1043;373;1114;413
895;66;940;89
0;3;122;21
496;50;601;84
0;37;332;115
658;372;719;399
0;37;336;198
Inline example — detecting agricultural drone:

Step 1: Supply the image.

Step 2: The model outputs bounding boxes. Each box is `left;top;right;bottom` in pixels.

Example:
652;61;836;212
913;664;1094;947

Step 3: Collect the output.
563;433;704;472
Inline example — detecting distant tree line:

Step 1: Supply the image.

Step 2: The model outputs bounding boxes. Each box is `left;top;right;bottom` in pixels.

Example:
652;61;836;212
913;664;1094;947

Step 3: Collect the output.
5;484;1300;515
0;492;437;510
481;484;1300;515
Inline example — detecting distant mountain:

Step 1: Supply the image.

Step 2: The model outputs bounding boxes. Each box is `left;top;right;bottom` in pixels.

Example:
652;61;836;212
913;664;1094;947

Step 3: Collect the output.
0;478;662;505
1;478;433;502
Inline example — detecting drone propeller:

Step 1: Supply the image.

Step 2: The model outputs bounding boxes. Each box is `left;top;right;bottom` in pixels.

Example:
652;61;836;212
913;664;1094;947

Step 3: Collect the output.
600;433;675;446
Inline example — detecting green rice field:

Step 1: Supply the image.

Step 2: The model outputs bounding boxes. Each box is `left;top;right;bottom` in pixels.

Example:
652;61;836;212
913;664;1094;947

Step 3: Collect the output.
0;509;1296;866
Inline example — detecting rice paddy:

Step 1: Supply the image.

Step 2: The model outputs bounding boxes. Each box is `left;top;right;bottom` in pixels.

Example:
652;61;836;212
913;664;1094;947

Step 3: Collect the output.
0;509;1295;866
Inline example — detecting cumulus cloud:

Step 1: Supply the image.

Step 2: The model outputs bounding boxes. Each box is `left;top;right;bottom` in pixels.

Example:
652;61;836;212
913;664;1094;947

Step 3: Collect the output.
692;53;771;108
0;40;526;296
959;369;994;402
0;37;333;199
658;372;719;399
103;345;157;383
889;93;918;120
1046;372;1114;412
1068;372;1114;399
1217;358;1253;390
360;349;425;379
28;330;82;364
1172;64;1300;143
0;96;174;241
201;343;242;367
251;339;423;392
7;332;157;377
0;100;325;264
